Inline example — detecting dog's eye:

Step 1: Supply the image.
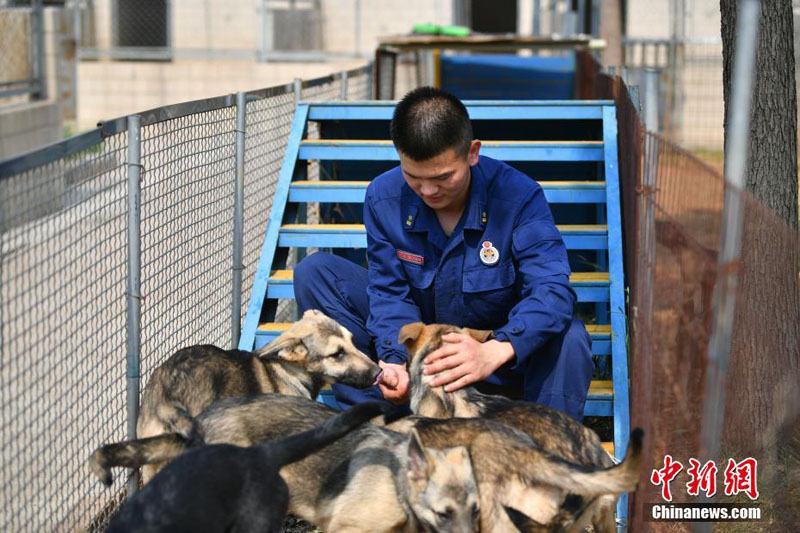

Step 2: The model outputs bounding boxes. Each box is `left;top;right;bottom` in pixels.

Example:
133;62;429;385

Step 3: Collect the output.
471;503;480;519
330;349;344;359
436;508;453;521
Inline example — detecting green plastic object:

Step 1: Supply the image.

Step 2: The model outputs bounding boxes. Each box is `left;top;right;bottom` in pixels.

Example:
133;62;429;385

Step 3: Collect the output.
441;25;470;37
412;23;441;35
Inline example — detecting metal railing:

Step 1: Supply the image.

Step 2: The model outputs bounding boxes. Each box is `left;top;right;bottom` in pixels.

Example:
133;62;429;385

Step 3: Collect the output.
0;63;372;531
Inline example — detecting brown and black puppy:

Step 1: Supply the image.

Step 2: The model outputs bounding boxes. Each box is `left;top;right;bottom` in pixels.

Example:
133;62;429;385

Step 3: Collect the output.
136;309;380;482
393;416;643;532
398;322;626;532
93;394;482;533
93;393;643;533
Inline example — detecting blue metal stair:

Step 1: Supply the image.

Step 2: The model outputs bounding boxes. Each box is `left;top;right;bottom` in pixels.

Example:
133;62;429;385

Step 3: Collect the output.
238;99;631;527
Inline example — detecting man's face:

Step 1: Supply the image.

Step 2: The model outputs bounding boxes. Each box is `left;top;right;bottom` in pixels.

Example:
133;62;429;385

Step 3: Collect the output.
399;140;481;212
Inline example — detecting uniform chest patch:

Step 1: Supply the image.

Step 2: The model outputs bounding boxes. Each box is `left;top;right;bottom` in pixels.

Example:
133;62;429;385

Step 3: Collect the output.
479;241;499;265
397;250;424;266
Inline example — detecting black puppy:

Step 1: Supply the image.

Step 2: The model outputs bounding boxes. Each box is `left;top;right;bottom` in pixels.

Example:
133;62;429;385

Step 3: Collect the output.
107;401;390;533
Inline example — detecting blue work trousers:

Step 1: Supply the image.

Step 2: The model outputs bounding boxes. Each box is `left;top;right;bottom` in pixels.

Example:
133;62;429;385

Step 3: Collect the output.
294;252;593;421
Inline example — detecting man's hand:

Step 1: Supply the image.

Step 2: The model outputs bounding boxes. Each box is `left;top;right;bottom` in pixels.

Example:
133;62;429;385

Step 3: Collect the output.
377;360;410;405
423;334;515;392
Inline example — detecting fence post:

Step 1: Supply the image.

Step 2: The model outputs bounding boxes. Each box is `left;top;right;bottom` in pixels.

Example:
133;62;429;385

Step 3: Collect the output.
644;68;659;132
232;93;246;348
699;0;759;459
125;115;142;496
696;2;760;530
293;78;302;108
340;70;349;100
368;63;375;100
32;0;47;100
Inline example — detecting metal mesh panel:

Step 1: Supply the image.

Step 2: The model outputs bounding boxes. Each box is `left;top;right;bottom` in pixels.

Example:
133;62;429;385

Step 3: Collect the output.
346;68;372;100
629;132;800;531
242;90;296;323
0;64;375;529
0;133;129;531
622;39;725;166
0;6;33;101
580;56;800;528
138;107;237;379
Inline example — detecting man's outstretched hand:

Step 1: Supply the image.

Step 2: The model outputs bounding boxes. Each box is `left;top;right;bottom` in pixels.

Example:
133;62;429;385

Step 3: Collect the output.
423;334;515;392
377;360;410;405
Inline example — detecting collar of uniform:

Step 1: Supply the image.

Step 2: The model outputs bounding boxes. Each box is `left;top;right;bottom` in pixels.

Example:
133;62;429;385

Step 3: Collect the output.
462;162;489;231
401;183;440;233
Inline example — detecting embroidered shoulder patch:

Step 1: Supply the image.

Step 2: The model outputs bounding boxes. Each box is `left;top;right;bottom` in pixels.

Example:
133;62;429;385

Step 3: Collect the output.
396;250;424;266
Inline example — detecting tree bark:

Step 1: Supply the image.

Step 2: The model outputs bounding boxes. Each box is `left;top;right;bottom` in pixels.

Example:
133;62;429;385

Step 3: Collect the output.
721;0;798;228
719;0;800;458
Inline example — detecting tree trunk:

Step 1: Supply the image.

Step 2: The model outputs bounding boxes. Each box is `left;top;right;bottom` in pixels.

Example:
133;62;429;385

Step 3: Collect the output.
719;0;800;459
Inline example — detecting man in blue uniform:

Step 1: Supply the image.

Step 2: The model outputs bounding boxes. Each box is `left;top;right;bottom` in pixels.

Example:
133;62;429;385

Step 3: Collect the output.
294;87;593;420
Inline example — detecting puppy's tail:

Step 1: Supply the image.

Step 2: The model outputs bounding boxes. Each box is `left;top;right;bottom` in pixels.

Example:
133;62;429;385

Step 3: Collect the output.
156;401;201;442
89;433;191;487
509;428;644;497
263;401;391;468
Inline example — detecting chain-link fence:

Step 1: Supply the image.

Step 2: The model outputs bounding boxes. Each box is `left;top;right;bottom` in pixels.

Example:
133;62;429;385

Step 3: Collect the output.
0;1;45;102
582;54;800;531
622;38;725;168
0;63;371;531
629;132;800;533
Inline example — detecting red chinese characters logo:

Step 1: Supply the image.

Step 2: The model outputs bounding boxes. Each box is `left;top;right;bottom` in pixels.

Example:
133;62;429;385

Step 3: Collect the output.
686;459;718;497
651;456;759;502
723;458;759;500
650;455;684;502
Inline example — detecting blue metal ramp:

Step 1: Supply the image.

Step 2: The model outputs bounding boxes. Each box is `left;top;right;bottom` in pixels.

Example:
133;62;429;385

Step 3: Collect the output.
238;100;631;527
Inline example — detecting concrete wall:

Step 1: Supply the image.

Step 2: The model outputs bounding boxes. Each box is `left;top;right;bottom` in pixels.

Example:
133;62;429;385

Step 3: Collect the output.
74;0;451;129
0;100;61;160
626;0;721;39
86;0;450;56
76;57;366;131
320;0;451;55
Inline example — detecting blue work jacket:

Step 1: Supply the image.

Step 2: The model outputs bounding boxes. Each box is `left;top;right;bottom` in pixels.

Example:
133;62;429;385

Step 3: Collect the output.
364;155;576;372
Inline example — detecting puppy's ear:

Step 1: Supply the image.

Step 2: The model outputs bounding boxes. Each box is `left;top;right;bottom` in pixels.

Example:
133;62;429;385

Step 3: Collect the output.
462;328;495;343
398;322;425;347
406;429;433;485
255;335;308;362
302;309;324;319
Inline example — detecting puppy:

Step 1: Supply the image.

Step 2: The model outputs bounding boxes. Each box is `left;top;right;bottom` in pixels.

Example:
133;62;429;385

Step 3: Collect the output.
399;417;643;532
399;322;629;531
106;401;389;533
93;394;642;533
92;394;481;533
136;309;380;481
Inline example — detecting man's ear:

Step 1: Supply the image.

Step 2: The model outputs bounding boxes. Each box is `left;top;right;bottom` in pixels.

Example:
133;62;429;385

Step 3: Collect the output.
255;334;307;362
468;139;481;166
398;322;425;348
462;327;494;343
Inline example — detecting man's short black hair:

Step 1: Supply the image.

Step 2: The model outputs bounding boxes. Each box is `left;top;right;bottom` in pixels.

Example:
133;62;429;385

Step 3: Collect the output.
390;87;473;161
